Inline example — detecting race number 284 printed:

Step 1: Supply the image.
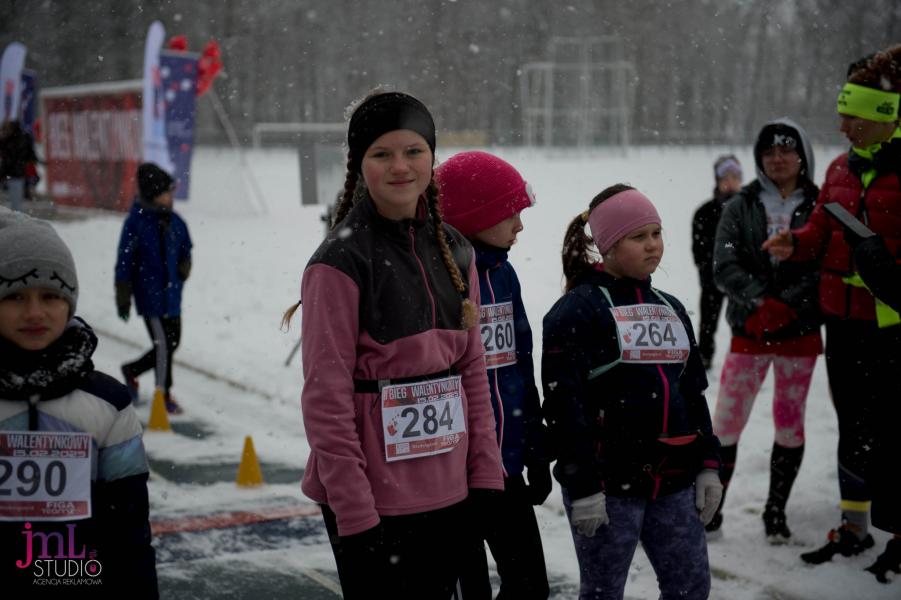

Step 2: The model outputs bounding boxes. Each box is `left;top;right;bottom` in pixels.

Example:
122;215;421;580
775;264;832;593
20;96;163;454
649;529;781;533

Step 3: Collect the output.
381;376;466;462
0;431;93;521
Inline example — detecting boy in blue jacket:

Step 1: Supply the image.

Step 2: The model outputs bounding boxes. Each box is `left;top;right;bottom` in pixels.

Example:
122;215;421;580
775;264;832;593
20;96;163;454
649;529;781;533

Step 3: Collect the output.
115;163;192;414
437;151;551;599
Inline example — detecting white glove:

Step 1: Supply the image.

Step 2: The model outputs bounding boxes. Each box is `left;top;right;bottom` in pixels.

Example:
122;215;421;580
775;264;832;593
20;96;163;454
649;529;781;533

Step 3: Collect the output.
695;469;723;526
570;491;609;537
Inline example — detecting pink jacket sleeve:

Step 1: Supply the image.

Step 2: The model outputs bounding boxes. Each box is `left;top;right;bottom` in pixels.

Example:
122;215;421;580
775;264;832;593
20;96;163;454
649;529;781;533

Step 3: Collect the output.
457;250;505;490
300;263;379;535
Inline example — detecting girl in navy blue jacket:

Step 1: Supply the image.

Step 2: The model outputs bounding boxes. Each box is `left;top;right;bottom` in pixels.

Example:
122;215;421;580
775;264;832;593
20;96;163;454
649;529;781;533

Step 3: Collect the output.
542;184;722;600
438;151;551;599
115;163;192;414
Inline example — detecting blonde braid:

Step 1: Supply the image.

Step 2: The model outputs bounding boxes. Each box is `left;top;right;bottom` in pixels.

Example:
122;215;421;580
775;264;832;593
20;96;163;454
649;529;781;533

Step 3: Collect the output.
427;180;478;329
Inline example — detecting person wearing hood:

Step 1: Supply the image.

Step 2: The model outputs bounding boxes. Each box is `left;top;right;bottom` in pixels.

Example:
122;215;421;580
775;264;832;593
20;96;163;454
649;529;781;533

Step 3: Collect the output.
691;155;743;370
0;207;158;596
706;119;821;543
763;44;901;579
115;163;192;415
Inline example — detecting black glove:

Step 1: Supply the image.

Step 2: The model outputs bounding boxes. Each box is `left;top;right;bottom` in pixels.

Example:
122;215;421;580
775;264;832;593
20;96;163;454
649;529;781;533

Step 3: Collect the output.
465;487;502;546
115;282;132;322
177;259;192;281
467;488;502;522
525;462;553;505
339;522;383;560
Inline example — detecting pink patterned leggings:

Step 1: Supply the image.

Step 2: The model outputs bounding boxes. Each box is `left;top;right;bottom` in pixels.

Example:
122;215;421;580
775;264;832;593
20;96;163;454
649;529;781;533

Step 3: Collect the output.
712;353;817;448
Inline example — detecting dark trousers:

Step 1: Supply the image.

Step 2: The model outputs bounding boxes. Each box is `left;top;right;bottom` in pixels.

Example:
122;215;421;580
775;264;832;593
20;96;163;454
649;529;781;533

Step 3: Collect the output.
825;318;901;533
697;281;724;360
484;475;549;600
322;500;487;599
122;316;181;393
563;487;710;600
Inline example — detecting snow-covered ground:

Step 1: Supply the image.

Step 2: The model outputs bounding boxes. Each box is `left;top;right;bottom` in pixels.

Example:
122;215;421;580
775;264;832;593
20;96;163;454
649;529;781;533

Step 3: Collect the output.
53;145;898;598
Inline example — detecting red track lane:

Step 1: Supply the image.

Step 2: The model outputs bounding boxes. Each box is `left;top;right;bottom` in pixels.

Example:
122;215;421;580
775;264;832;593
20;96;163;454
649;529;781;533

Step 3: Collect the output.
152;505;322;536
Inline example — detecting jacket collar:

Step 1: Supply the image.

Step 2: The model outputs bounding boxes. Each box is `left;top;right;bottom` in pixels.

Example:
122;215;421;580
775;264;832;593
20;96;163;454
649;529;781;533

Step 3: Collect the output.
355;194;430;242
0;318;97;401
573;263;654;295
473;240;509;271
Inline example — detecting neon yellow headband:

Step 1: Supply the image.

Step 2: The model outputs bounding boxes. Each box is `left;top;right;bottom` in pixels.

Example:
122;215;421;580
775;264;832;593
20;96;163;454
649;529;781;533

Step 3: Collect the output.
837;82;900;122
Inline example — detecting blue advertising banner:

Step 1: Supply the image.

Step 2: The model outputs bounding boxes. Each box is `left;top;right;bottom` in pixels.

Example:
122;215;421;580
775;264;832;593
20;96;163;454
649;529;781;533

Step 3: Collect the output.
20;69;36;135
160;50;198;200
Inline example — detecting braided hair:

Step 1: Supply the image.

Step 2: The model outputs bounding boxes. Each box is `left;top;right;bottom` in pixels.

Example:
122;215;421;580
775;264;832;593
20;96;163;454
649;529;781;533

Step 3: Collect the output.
425;178;478;329
330;154;358;230
284;90;475;330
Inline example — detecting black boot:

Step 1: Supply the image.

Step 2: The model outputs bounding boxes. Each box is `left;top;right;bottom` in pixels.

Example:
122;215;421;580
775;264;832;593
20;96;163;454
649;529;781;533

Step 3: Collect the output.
762;504;791;543
763;444;803;543
865;538;901;583
800;527;875;565
767;444;803;507
705;512;723;538
705;444;736;540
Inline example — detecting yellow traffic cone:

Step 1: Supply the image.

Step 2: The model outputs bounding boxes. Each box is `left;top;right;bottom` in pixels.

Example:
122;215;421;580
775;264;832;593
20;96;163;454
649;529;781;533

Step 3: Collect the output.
147;388;170;431
236;435;264;487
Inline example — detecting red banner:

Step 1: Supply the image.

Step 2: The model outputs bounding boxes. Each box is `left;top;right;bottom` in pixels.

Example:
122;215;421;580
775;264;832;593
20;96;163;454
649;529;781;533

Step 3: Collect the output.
42;81;142;211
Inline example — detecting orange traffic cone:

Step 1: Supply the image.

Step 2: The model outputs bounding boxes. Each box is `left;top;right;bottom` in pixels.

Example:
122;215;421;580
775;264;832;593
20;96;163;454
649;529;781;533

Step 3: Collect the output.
147;388;170;431
236;435;264;487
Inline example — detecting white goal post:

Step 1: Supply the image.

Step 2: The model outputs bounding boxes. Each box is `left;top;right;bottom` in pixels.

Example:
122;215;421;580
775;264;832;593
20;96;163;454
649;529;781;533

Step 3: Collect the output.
520;36;636;149
251;122;345;148
251;122;346;207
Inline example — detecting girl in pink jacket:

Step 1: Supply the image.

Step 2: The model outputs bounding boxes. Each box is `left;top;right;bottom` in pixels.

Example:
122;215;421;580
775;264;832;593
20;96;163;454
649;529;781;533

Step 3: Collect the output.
283;91;504;599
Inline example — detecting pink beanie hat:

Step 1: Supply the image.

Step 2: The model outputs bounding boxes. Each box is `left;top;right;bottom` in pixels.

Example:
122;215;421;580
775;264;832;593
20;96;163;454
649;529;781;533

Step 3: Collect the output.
436;151;535;236
588;189;661;253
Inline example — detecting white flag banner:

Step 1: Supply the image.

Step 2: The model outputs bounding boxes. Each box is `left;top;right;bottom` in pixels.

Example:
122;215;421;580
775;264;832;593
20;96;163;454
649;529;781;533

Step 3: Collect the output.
142;21;174;173
1;42;27;122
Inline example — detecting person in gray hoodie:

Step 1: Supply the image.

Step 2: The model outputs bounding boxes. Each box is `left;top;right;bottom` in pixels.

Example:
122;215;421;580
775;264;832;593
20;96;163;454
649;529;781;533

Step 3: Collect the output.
706;119;822;543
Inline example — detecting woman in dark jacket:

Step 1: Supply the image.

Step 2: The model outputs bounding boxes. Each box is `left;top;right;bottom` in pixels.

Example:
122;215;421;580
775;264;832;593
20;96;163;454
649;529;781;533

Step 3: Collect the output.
0;120;38;212
707;118;821;543
691;154;743;369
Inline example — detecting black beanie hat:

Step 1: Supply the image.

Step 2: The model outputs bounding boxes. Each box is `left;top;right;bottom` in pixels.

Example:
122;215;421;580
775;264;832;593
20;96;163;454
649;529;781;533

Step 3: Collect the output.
137;162;175;202
347;92;436;174
754;123;809;178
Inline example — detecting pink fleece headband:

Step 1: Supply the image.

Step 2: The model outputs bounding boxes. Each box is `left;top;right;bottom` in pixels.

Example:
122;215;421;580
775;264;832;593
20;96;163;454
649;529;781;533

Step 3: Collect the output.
588;189;661;253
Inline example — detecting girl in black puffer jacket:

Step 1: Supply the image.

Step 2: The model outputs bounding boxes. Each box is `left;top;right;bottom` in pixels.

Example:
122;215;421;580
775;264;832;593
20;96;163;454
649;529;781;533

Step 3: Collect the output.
543;184;721;600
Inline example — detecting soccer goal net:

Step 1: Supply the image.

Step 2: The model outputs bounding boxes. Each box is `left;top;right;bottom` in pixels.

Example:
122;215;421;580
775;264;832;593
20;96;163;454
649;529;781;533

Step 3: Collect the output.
520;36;636;149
